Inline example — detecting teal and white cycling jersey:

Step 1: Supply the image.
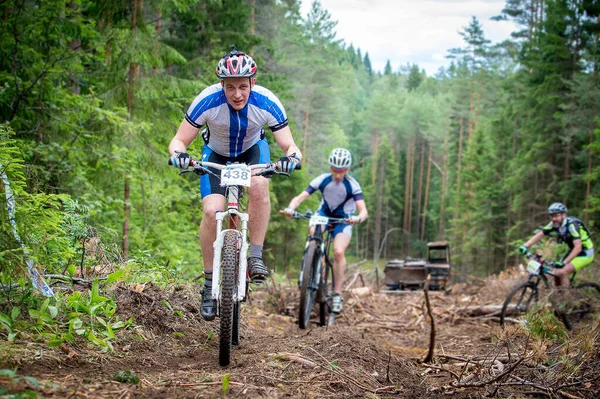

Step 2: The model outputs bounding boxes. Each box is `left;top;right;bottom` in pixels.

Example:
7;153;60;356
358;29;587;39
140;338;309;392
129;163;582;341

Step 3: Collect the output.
185;83;289;157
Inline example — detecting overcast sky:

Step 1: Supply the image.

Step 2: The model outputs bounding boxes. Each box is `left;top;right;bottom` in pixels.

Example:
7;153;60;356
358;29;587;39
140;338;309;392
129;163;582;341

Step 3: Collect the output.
300;0;517;75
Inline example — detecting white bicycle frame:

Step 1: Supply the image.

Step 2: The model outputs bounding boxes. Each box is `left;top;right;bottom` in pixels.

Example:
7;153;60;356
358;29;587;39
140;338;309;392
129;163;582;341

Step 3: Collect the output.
212;185;249;302
197;162;269;303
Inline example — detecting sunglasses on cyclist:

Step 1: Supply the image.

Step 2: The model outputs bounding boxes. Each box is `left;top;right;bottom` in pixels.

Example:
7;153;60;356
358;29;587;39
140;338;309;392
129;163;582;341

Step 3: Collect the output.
330;167;348;173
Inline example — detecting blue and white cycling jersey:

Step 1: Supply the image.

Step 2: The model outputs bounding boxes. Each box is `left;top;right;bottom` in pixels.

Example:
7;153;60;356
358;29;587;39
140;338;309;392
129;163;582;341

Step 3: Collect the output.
306;173;364;218
185;83;289;157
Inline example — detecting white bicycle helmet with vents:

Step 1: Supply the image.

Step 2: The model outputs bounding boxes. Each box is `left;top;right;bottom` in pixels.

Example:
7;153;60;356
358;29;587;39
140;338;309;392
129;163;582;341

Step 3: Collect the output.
215;45;257;79
329;148;352;169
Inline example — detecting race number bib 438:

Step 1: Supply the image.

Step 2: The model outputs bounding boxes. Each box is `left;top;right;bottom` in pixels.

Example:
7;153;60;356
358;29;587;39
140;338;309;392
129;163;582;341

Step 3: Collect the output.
221;164;252;187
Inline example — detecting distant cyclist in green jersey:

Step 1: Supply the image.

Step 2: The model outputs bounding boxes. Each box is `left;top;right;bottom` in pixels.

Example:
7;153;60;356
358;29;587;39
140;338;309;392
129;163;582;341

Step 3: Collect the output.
519;202;594;287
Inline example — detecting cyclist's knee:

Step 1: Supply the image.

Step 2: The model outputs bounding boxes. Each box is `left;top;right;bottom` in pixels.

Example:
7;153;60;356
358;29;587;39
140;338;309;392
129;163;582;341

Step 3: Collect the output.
563;263;576;274
249;176;269;194
202;203;222;224
554;267;568;277
248;182;270;205
333;247;345;261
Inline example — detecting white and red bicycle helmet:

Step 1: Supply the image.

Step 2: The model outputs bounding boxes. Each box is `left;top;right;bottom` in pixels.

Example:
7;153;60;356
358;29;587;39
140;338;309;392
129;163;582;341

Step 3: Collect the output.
215;45;257;79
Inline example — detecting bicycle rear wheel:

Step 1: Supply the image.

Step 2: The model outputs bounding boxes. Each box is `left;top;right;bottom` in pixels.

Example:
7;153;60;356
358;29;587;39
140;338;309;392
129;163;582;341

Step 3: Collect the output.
500;282;538;328
299;241;319;329
219;230;239;366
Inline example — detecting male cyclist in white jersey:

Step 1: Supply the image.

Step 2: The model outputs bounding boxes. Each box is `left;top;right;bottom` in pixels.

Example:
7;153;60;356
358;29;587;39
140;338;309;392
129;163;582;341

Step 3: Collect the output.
282;148;368;314
169;46;302;321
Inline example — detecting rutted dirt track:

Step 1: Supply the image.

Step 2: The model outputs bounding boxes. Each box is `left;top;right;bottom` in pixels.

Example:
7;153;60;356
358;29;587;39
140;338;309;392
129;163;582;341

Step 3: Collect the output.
2;266;600;398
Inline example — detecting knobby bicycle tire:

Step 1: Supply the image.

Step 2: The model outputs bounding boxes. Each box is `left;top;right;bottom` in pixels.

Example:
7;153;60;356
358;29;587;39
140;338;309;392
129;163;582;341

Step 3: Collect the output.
319;259;335;327
232;301;240;346
500;281;538;328
299;241;319;329
219;230;239;366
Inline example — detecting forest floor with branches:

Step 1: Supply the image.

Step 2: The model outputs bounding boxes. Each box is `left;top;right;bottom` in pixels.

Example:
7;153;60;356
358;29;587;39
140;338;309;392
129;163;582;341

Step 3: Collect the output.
1;265;600;398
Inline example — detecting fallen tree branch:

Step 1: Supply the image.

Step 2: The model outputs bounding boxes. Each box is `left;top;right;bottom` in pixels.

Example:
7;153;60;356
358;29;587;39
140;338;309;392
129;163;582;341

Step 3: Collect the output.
452;358;524;388
44;274;102;287
343;272;363;291
421;363;461;380
272;352;318;369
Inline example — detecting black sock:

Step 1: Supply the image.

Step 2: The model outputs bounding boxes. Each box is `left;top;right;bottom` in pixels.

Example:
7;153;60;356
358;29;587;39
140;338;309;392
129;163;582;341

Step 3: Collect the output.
250;244;263;259
204;270;213;288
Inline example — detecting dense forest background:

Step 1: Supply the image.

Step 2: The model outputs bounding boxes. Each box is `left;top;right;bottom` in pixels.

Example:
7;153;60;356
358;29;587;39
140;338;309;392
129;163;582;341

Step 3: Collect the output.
1;0;599;287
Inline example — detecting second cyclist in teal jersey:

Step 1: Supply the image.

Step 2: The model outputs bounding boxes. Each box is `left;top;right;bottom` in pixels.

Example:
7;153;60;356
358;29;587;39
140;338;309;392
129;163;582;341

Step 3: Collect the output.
282;148;368;314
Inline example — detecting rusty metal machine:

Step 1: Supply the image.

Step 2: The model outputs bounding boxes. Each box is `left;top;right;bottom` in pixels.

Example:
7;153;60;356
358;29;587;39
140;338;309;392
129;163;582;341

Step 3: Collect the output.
383;258;428;291
383;241;451;292
424;241;451;291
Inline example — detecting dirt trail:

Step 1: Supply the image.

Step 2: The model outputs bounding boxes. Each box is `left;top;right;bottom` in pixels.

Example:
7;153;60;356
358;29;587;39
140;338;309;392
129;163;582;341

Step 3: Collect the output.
2;268;600;398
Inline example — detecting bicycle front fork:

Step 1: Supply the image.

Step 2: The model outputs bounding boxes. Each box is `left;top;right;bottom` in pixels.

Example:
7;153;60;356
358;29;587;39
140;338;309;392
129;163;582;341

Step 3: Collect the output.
211;210;249;302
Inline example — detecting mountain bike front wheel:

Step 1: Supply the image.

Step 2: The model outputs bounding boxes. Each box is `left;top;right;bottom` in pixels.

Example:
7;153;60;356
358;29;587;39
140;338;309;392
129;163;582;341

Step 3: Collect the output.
500;281;538;328
219;230;239;366
232;301;240;346
299;241;319;329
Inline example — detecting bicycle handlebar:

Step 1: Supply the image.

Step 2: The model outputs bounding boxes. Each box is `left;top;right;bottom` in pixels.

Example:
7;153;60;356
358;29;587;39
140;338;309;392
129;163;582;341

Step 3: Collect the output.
278;210;347;223
168;156;300;177
524;251;559;268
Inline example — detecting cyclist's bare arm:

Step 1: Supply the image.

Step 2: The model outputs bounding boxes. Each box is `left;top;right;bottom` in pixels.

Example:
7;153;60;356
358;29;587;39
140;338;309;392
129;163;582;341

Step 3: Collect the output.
169;119;200;156
272;125;302;160
524;230;545;248
287;191;311;210
563;239;582;265
355;199;368;222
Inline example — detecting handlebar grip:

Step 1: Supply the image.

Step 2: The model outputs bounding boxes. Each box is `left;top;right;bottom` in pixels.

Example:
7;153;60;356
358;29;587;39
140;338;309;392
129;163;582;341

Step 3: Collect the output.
168;158;173;166
295;163;302;171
